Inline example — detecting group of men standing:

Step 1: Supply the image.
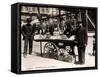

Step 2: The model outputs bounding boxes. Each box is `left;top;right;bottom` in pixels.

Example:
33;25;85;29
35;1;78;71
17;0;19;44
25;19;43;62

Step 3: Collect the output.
21;16;88;65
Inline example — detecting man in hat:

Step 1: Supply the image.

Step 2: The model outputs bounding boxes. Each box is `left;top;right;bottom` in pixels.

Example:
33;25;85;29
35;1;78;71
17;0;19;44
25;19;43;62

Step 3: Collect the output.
75;21;88;64
21;18;35;57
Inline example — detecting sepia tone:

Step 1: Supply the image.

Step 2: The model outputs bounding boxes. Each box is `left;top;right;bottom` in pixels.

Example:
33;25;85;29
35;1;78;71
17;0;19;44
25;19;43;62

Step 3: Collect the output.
21;6;96;71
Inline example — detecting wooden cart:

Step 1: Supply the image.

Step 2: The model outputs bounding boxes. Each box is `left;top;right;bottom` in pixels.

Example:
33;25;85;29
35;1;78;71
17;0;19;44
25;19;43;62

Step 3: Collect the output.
34;37;76;61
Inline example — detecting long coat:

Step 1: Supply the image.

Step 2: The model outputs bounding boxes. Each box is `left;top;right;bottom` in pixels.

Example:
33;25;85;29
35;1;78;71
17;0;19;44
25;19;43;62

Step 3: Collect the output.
75;26;88;47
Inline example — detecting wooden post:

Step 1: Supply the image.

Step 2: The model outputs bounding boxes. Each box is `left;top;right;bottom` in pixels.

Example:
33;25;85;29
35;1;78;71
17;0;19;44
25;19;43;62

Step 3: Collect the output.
37;7;42;24
58;9;61;33
40;42;42;56
86;10;88;33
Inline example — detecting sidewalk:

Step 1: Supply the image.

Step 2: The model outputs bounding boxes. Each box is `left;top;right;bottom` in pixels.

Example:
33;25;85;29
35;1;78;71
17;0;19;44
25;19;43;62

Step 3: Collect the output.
21;35;95;71
21;53;95;71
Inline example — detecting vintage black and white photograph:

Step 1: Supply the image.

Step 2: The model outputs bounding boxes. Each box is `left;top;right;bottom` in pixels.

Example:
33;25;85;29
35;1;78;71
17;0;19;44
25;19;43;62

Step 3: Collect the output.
20;4;97;71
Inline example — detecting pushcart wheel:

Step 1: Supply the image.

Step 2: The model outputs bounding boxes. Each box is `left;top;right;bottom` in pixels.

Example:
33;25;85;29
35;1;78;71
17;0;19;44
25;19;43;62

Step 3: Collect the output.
43;42;58;59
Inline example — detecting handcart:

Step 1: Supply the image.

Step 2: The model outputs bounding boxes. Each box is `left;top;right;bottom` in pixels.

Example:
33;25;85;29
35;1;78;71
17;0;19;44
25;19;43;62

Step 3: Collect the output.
34;35;76;62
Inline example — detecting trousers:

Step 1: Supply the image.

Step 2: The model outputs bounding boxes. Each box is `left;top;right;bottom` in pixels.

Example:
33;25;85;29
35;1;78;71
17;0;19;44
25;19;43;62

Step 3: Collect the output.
77;46;86;64
24;37;33;54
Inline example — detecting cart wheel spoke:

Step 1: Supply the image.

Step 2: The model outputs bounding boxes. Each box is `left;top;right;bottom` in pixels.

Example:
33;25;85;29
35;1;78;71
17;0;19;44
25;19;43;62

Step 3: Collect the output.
43;42;58;59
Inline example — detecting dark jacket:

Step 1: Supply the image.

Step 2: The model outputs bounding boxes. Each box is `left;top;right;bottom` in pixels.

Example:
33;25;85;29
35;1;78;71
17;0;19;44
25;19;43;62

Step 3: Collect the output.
21;23;35;40
75;26;88;46
64;21;72;37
